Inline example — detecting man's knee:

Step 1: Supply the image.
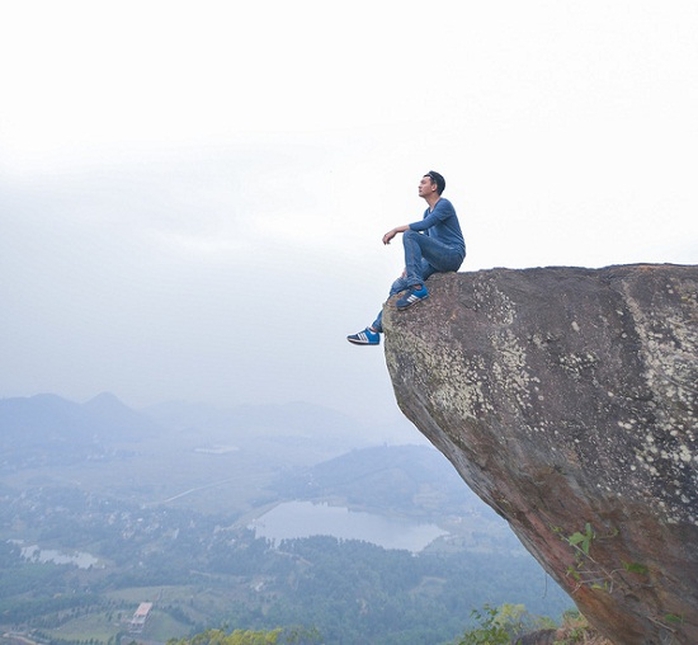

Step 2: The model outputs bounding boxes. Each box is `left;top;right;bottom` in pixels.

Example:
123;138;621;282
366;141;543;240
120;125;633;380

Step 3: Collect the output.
402;229;423;255
403;229;419;244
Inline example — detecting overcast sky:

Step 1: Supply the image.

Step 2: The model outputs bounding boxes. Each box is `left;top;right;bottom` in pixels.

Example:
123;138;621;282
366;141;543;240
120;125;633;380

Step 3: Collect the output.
1;1;697;425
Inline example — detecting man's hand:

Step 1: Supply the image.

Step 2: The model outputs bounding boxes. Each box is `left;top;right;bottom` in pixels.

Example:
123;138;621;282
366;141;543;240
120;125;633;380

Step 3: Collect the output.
382;225;409;245
382;229;397;245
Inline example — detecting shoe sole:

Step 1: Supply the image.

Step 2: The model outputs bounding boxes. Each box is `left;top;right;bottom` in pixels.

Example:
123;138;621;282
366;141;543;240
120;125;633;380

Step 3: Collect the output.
347;337;379;346
396;294;429;310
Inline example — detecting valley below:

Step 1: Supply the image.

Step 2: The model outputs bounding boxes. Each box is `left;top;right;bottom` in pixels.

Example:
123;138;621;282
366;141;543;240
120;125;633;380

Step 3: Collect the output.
0;394;572;644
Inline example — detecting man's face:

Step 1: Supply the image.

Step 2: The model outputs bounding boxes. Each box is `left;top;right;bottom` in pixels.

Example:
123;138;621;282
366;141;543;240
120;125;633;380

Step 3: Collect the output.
418;175;437;198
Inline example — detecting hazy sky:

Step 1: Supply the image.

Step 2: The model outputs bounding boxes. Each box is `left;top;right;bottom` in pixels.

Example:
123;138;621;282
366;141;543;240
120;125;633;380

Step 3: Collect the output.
2;1;697;424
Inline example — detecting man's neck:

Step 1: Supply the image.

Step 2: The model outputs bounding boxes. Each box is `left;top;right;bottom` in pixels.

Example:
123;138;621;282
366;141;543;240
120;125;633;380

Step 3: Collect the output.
424;194;441;211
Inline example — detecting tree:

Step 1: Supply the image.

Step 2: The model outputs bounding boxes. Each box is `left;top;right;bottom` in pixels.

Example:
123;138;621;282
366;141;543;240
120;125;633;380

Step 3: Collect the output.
456;604;554;645
167;626;320;645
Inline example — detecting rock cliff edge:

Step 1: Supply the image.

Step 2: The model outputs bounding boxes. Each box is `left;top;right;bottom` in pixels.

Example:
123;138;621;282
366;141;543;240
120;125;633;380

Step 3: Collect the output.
383;264;698;645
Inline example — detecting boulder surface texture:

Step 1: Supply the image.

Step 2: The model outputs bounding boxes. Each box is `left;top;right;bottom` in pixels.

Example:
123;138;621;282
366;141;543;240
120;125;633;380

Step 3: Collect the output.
383;264;698;645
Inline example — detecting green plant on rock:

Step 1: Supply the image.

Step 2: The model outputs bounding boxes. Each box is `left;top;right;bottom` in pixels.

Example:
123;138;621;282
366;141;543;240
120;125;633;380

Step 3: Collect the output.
622;561;649;575
553;609;614;644
456;603;552;645
567;522;594;557
554;523;625;593
455;604;512;645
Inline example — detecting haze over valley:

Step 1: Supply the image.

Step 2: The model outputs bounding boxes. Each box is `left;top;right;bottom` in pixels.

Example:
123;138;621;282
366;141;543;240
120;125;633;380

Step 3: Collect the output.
0;392;570;644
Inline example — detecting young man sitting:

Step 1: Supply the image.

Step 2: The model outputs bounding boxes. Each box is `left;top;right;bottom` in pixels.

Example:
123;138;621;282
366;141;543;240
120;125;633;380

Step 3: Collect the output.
347;170;466;346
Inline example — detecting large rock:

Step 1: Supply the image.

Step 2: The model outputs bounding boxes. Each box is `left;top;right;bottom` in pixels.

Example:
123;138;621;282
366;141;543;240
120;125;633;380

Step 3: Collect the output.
383;264;698;645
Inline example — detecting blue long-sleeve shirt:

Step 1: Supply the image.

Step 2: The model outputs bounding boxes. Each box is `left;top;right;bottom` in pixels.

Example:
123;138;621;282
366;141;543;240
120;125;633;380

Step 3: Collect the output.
408;197;465;257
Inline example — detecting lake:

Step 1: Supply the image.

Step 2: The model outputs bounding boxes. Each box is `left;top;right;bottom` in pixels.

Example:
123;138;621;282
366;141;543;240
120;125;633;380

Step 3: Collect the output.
248;501;448;552
20;544;101;569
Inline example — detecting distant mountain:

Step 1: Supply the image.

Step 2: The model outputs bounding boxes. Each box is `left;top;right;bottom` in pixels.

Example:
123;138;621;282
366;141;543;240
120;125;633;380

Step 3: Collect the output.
82;391;161;438
1;394;423;508
0;393;82;442
0;392;160;452
274;444;493;520
142;399;390;450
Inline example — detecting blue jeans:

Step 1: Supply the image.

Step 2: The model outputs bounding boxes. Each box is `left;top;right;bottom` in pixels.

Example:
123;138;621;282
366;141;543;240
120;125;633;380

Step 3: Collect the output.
372;230;465;332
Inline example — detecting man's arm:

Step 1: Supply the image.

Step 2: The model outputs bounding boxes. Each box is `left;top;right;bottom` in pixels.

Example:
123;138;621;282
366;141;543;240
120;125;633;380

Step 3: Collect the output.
408;199;454;232
382;224;410;245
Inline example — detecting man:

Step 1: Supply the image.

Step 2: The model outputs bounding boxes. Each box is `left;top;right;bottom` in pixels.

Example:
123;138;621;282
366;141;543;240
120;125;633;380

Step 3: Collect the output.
347;170;466;346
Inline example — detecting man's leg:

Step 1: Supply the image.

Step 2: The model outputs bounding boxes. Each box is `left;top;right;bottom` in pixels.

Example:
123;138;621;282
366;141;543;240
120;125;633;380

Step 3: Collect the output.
403;230;463;287
397;231;463;310
371;273;412;331
347;272;411;345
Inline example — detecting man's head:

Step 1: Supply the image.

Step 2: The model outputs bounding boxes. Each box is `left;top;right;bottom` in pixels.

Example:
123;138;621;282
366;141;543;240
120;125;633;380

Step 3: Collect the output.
424;170;446;195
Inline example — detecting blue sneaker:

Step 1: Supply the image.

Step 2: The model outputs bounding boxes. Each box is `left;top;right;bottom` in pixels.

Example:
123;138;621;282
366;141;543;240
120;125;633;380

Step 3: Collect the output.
347;327;380;345
396;284;429;310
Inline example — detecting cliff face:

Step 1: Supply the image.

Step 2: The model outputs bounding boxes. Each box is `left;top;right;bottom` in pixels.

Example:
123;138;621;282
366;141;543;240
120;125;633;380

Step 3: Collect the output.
383;264;698;645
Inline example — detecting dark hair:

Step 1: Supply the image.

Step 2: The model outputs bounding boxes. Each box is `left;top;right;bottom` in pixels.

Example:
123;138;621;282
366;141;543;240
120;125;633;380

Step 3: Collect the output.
425;170;446;194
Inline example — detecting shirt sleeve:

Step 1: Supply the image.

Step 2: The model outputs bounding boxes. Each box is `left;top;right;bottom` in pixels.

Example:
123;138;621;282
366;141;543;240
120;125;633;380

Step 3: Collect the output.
408;199;455;232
